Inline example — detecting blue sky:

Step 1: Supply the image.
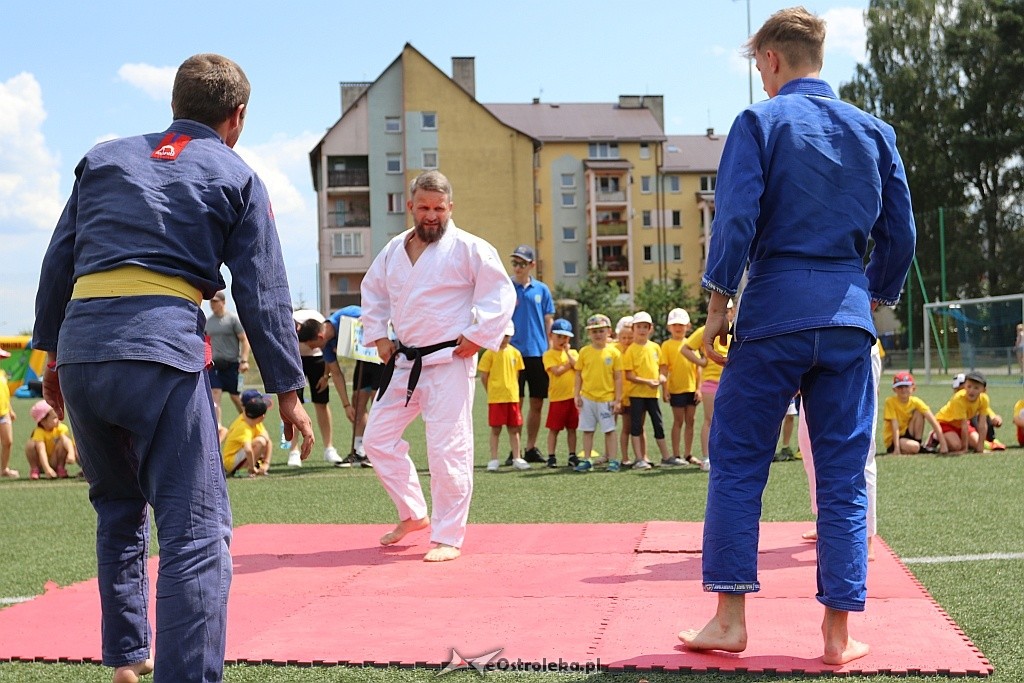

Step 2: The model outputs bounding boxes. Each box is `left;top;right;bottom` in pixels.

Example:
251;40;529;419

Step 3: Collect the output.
0;0;869;333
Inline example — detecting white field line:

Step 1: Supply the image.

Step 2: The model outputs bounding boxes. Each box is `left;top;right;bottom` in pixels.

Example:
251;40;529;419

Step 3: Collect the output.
0;596;35;605
902;552;1024;565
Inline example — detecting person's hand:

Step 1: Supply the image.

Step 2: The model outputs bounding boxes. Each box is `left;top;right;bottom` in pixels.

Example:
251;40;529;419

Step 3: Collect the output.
990;414;1003;428
277;390;314;459
693;391;703;405
344;403;356;423
375;338;396;364
42;364;65;420
239;360;250;374
703;311;729;367
453;334;480;358
316;374;330;392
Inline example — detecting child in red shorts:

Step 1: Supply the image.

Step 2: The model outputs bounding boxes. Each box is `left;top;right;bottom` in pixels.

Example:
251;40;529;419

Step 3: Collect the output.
542;318;579;468
479;321;528;471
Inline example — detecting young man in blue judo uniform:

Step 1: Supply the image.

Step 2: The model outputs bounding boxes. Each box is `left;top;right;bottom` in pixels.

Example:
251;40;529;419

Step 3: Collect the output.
677;7;916;665
33;54;314;683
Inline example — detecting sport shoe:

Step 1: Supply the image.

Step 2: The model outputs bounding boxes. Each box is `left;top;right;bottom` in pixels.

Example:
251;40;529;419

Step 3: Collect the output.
56;466;69;479
774;447;795;462
606;460;621;472
486;459;500;472
633;460;653;470
335;453;355;468
323;446;344;464
700;459;711;472
512;458;531;470
523;447;545;464
504;452;514;467
661;456;685;466
574;460;593;472
354;454;373;468
988;439;1007;451
567;454;580;468
287;450;302;467
30;468;40;480
546;454;558;468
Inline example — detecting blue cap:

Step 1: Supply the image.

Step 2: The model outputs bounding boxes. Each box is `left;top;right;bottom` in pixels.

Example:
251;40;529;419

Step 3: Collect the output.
240;390;273;418
510;245;535;262
551;318;574;337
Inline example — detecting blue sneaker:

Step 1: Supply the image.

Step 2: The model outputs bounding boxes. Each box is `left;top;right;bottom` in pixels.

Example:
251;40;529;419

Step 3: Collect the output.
606;460;621;472
574;460;593;473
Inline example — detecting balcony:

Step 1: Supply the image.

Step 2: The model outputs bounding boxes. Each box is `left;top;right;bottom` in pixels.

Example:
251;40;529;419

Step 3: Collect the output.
594;190;626;203
596;221;628;237
328;211;370;228
328;169;369;188
597;256;629;273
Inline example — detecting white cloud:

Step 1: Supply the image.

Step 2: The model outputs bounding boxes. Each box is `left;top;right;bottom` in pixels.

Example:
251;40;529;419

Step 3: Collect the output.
823;7;868;63
117;63;175;101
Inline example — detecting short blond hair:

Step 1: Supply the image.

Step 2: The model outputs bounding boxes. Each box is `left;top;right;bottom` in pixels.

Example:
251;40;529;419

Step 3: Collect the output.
743;6;825;71
409;170;452;200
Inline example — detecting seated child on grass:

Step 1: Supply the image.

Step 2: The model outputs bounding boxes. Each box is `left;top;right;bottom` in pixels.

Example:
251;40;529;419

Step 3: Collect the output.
933;371;989;453
480;321;528;471
222;390;274;478
25;400;76;479
573;314;622;472
1013;396;1024;447
950;373;1006;450
542;318;579;468
884;371;947;455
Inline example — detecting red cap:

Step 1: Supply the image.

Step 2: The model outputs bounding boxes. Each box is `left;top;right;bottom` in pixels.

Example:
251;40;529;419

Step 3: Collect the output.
892;371;914;387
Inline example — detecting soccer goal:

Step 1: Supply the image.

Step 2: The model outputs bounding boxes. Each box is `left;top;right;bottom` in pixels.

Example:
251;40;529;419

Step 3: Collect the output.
922;293;1024;385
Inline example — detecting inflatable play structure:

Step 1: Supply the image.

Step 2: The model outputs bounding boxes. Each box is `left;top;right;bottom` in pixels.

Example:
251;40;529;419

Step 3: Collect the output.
0;336;46;398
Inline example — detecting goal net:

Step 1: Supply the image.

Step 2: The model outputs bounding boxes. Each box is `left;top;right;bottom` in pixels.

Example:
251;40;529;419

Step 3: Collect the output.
922;293;1024;385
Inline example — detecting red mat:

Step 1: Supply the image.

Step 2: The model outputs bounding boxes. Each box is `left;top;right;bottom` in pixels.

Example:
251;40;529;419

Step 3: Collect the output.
0;522;992;675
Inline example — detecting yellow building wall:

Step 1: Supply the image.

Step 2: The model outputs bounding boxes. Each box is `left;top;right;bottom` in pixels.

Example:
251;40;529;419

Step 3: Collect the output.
402;47;535;265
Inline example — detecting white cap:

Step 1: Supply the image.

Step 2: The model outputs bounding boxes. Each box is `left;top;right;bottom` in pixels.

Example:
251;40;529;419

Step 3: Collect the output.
614;316;634;335
504;320;516;336
632;311;653;325
667;308;690;326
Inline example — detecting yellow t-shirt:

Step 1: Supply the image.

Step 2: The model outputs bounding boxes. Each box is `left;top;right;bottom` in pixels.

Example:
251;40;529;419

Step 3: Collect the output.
0;371;10;416
882;395;931;447
685;326;730;383
1014;399;1024;422
935;390;990;425
543;347;579;403
30;423;72;456
661;338;698;395
221;415;269;473
621;340;664;399
577;344;622;403
478;345;524;404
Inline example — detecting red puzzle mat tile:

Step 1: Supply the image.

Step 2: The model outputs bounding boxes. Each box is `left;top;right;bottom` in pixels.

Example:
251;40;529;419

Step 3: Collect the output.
0;522;992;676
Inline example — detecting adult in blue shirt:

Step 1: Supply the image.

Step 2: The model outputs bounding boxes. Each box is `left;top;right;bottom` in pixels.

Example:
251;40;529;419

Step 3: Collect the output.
677;7;915;666
508;245;555;465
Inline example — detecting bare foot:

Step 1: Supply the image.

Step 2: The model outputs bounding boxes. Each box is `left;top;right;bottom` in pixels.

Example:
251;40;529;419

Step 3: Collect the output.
677;618;747;653
801;529;817;540
423;543;461;562
867;534;875;562
112;658;154;683
379;517;429;546
822;609;869;665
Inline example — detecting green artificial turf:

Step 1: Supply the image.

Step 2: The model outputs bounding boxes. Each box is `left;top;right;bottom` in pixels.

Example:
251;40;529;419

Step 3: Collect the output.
1;373;1021;682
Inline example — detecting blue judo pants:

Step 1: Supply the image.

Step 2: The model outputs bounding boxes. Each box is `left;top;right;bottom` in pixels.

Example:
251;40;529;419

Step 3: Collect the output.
702;327;873;612
61;361;231;682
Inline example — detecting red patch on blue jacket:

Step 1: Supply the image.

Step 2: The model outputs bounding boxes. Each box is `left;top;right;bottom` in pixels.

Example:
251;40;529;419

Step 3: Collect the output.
150;133;192;160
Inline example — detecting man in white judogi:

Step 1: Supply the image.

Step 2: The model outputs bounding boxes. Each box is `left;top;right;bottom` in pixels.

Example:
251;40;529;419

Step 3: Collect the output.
361;170;515;562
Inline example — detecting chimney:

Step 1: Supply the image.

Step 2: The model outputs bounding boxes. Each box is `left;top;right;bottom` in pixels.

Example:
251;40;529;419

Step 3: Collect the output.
451;57;476;98
706;127;716;137
618;95;665;132
339;82;370;116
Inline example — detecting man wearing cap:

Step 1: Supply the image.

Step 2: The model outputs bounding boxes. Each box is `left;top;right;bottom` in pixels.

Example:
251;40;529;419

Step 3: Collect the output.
679;7;916;666
509;244;555;464
32;54;314;683
360;170;515;562
206;290;251;424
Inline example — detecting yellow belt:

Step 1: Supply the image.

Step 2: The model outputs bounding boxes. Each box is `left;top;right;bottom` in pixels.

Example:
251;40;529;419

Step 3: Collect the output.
71;265;202;305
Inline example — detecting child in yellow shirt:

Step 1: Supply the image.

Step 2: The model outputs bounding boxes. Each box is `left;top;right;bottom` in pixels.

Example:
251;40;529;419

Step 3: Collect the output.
1012;397;1024;447
621;311;671;469
661;308;700;466
542;318;579;468
479;321;527;471
883;372;947;455
222;390;273;477
1;350;19;478
933;371;989;453
681;300;735;471
26;400;76;479
573;314;623;471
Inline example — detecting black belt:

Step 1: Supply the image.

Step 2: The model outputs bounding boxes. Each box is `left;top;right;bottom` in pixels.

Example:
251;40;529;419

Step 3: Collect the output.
376;339;459;406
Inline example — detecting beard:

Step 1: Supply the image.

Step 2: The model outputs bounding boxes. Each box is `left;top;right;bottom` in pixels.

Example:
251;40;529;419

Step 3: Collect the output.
414;219;446;243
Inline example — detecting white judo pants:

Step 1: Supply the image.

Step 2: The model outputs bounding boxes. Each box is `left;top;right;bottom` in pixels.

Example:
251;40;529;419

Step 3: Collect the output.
364;355;476;548
799;343;881;536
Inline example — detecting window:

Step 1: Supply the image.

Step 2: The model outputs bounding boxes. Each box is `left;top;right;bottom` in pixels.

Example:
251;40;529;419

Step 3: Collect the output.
560;173;575;188
640;176;651;194
643;245;653;262
387;193;404;213
588;142;619;159
421;112;437;130
385;153;402;174
561;192;576;208
563;261;578;277
422;149;438;169
639;143;650;160
642;210;652;228
672;245;682;261
384;116;401;133
332;232;363;257
668;176;680;193
562;226;577;242
671;210;681;227
597;176;620;192
700;174;717;192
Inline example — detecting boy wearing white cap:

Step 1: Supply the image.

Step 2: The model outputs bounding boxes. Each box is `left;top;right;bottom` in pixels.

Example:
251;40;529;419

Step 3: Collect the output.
543;318;579;467
479;321;528;471
662;308;700;466
621;311;672;469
